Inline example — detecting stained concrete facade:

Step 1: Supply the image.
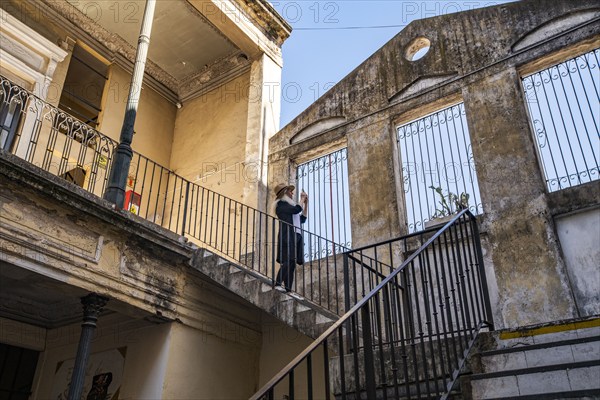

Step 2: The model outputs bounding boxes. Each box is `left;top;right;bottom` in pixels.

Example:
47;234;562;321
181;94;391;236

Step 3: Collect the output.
1;0;599;398
268;0;600;330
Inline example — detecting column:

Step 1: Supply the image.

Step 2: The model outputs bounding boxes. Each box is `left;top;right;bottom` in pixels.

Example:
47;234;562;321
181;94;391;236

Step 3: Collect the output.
67;293;109;400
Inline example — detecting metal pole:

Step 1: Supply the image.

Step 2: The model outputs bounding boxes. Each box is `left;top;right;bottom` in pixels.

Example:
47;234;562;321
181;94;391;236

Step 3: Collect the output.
67;293;109;400
104;0;157;208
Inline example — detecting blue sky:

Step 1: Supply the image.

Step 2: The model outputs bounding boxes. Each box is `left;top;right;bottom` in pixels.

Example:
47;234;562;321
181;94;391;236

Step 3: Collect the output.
270;1;515;127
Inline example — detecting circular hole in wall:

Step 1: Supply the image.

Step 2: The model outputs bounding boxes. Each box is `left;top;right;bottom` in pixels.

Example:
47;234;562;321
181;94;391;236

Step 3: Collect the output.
405;37;431;61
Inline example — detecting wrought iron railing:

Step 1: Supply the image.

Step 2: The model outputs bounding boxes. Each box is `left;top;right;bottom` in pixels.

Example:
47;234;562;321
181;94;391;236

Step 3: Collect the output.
522;48;599;192
251;210;494;400
0;75;373;315
397;103;484;233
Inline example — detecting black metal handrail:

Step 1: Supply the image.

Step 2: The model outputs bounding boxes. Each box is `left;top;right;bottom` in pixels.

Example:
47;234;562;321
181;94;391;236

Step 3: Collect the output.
251;209;494;400
1;75;391;315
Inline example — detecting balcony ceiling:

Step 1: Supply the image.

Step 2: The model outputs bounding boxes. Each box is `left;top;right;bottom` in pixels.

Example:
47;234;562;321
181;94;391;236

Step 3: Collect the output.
0;260;90;328
66;0;238;82
0;261;155;329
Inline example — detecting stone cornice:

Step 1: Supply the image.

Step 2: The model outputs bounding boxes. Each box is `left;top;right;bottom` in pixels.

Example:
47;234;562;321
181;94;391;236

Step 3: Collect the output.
234;0;292;46
0;149;192;260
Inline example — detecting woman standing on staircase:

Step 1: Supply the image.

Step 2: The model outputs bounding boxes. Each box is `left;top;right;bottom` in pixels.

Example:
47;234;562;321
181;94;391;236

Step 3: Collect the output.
273;183;308;293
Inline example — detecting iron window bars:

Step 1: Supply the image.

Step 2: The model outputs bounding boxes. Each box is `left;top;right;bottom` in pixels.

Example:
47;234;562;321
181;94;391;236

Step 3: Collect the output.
296;148;352;260
522;48;599;192
397;102;483;233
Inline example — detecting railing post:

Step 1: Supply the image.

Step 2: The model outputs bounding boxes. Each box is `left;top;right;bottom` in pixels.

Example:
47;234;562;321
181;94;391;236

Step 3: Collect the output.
271;220;276;287
361;303;377;399
343;252;351;312
181;181;190;236
470;216;494;330
289;369;295;400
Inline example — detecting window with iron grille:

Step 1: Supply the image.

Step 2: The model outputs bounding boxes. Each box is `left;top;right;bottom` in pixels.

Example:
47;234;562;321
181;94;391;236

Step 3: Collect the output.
397;102;483;233
296;148;352;256
521;48;599;192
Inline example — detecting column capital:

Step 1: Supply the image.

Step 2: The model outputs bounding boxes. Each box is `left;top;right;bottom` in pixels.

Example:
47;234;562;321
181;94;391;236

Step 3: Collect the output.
81;293;109;326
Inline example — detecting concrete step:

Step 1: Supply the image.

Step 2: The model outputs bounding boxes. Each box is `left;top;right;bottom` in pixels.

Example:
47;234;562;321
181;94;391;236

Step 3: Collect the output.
189;247;339;339
481;323;600;351
332;376;465;400
478;335;600;373
467;360;600;399
463;320;600;399
468;389;600;400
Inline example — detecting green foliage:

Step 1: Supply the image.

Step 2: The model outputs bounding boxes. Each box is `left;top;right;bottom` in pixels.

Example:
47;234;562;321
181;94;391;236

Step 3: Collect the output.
429;186;470;218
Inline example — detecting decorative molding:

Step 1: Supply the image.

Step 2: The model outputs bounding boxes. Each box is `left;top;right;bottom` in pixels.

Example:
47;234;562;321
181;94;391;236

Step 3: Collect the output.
178;51;252;102
111;53;179;104
0;6;68;63
512;9;600;52
80;293;109;321
0;35;46;71
195;0;283;66
290;116;347;144
26;0;282;104
0;6;68;98
29;0;179;103
3;0;286;104
0;214;104;266
389;73;458;103
0;49;44;89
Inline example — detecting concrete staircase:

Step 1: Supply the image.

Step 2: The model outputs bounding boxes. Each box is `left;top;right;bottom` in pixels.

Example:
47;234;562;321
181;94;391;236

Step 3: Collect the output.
461;320;600;399
189;248;339;339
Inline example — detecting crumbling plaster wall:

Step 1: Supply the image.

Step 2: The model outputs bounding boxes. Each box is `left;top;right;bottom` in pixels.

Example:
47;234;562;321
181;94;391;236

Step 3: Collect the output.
0;151;265;343
268;0;600;328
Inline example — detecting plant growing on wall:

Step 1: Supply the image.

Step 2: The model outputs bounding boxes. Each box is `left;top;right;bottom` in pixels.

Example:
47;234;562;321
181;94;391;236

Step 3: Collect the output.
429;186;470;218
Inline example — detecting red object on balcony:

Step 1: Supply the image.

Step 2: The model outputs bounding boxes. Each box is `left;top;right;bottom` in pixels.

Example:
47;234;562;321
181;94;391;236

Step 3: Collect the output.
124;190;141;215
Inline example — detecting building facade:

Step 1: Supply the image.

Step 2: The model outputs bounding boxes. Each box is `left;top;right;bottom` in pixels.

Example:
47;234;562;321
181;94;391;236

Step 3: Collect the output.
1;0;599;398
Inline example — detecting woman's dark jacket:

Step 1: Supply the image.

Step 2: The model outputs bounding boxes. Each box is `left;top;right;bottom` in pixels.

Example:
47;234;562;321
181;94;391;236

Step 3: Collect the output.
275;199;307;265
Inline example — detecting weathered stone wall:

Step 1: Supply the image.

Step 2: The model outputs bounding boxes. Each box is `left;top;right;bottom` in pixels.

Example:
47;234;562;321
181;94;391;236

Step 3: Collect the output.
268;0;600;328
